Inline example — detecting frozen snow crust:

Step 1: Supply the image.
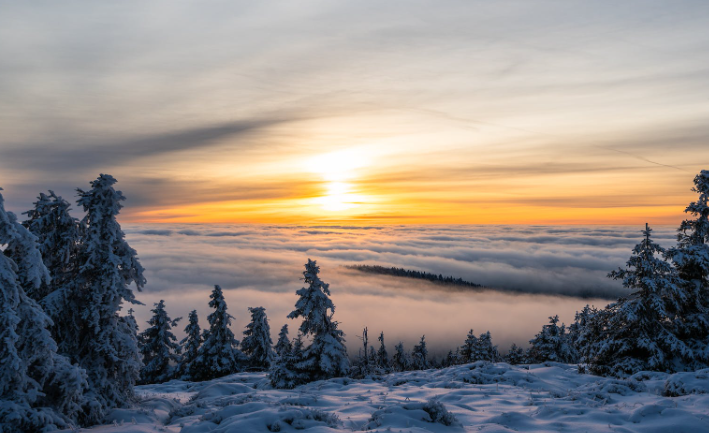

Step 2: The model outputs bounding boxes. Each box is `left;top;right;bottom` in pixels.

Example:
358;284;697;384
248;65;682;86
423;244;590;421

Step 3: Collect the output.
65;361;709;432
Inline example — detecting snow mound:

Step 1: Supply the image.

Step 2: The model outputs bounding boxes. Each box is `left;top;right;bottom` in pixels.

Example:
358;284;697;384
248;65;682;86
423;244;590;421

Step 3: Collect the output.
663;368;709;396
195;382;255;400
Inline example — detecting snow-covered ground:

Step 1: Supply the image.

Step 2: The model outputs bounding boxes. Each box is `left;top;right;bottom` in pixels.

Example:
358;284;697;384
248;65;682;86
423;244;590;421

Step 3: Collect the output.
64;362;709;433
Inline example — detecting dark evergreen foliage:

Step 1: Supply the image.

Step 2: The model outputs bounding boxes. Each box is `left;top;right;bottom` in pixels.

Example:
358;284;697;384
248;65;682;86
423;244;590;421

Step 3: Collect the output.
139;300;182;384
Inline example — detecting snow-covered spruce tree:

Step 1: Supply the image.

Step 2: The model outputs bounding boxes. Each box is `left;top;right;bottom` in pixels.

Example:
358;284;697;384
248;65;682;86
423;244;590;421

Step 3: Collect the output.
193;285;247;381
666;170;709;367
575;306;610;370
505;343;526;365
589;224;690;376
443;350;456;367
58;174;146;423
20;191;81;307
377;331;389;371
126;308;143;352
527;315;577;364
450;347;462;366
269;332;305;389
460;329;478;363
176;310;202;380
475;331;500;362
274;324;292;359
242;306;276;369
411;335;429;370
568;305;599;363
139;300;182;384
391;342;410;372
0;189;87;432
287;259;349;382
368;345;377;367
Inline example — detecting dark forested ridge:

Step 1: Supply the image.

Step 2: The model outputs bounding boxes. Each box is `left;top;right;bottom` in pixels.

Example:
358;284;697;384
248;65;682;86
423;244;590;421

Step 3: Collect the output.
345;264;485;289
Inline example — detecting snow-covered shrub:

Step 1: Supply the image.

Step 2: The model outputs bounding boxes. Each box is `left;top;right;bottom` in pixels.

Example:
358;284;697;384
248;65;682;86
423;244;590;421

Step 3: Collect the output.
404;398;461;426
266;407;341;431
663;369;709;396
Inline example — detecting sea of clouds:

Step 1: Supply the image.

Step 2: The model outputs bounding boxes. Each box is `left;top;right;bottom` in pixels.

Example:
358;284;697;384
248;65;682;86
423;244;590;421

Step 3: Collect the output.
124;224;678;357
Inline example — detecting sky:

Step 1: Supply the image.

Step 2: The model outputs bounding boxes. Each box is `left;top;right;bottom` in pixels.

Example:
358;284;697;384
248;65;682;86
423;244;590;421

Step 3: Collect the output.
122;224;676;354
2;1;709;224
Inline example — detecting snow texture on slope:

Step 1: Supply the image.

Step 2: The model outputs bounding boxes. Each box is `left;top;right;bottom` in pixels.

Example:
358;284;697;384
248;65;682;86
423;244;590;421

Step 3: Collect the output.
58;362;709;433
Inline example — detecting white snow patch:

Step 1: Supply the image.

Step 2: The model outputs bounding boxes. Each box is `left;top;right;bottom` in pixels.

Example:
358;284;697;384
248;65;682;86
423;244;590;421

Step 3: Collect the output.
59;363;709;432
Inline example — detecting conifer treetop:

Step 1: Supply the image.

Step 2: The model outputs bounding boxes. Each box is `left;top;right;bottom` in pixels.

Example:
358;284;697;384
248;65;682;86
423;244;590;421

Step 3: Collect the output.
288;259;336;337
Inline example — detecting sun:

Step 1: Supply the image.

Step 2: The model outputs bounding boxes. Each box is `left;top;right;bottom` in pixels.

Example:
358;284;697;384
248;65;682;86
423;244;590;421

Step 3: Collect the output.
307;150;368;212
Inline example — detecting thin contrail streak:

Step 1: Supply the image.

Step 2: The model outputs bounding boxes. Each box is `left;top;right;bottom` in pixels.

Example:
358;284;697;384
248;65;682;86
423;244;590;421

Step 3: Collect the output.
593;145;688;172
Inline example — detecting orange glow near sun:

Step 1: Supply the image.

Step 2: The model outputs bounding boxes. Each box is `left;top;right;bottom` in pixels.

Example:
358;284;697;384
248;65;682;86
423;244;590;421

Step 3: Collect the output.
307;150;370;214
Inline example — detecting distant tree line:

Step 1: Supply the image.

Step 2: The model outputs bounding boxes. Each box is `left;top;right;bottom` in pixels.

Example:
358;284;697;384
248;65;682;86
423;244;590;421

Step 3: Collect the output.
345;264;484;289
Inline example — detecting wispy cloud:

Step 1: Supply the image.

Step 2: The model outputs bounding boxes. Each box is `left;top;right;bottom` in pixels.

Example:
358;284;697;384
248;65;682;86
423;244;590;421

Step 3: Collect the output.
2;118;288;172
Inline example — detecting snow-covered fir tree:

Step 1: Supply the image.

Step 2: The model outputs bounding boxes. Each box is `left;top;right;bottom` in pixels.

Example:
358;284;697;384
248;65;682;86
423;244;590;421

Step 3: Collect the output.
527;315;577;364
460;329;478;363
377;331;389;370
368;345;377;367
666;170;709;368
49;175;146;424
589;224;690;376
0;189;87;432
411;335;429;370
269;332;305;389
19;190;81;306
176;310;202;380
241;306;276;369
274;324;292;358
448;348;463;366
193;285;246;381
475;331;500;362
287;259;349;382
443;350;456;367
429;354;442;369
126;308;144;358
391;342;411;372
139;300;182;384
568;305;599;363
505;343;526;365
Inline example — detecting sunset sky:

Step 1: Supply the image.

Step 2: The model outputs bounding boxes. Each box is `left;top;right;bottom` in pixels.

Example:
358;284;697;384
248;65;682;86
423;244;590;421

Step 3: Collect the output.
2;1;709;224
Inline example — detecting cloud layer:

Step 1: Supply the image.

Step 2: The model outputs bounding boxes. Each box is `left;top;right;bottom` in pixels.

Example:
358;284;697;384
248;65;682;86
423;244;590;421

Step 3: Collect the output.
124;223;676;355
